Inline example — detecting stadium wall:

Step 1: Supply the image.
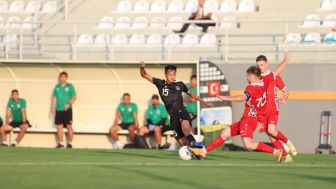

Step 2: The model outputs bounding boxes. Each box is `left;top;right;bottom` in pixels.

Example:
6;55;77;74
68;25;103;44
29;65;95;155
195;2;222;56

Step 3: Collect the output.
0;62;196;148
217;63;336;153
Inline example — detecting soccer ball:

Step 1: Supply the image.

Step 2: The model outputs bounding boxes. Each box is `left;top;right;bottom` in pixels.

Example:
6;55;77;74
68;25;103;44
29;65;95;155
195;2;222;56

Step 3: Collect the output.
179;146;193;160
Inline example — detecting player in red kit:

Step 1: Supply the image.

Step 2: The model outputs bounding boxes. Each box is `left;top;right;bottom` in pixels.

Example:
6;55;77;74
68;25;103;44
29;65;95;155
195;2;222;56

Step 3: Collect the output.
256;53;297;163
189;64;289;163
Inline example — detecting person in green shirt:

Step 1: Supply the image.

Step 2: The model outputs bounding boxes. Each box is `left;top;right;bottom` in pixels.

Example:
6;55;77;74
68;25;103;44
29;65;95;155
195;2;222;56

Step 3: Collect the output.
51;71;77;149
0;89;31;147
138;94;171;149
0;116;3;128
183;75;198;134
110;93;139;149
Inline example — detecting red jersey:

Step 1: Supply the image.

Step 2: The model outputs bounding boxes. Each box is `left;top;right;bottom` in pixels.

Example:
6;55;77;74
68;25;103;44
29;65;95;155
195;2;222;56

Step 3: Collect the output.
242;82;267;119
260;71;286;113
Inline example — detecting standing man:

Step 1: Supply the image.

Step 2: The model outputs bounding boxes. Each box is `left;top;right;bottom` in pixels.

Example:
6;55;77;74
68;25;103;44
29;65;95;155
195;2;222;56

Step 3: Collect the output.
138;94;171;149
0;89;31;147
110;93;139;149
256;54;297;161
52;71;77;148
183;75;198;134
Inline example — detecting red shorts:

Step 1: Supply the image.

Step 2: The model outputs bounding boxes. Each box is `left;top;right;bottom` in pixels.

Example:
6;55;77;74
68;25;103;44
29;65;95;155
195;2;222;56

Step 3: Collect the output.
229;117;258;139
258;111;279;133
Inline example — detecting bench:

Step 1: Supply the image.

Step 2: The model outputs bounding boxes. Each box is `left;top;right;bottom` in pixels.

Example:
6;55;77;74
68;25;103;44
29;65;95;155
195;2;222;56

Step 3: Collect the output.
8;127;176;149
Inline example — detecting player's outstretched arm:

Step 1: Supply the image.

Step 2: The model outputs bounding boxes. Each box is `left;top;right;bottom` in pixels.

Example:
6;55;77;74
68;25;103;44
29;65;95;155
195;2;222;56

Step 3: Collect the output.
280;88;290;105
139;61;153;83
217;95;247;102
274;52;291;76
187;92;214;107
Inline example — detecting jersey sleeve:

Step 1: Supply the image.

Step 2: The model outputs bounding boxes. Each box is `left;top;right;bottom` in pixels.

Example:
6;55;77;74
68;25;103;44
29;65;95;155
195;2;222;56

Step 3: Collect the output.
243;86;252;101
182;82;189;93
275;76;286;90
22;99;27;108
152;77;164;88
133;104;138;113
52;86;57;97
6;100;11;109
70;84;77;96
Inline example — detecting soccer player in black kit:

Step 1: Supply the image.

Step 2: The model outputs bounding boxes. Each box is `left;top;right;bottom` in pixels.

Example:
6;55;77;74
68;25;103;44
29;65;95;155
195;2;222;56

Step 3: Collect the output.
140;61;213;147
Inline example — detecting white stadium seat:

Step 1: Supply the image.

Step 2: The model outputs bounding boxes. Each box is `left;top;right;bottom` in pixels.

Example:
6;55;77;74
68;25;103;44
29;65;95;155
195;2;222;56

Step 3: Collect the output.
285;33;302;44
167;16;183;30
237;0;254;13
321;14;336;27
97;16;113;29
94;34;110;45
146;34;162;45
324;32;336;43
22;16;37;29
150;17;166;29
7;16;21;28
2;34;18;44
9;0;24;13
42;0;57;14
303;33;321;43
112;34;128;45
167;0;184;13
116;0;132;13
300;14;321;28
77;34;93;45
184;0;198;13
220;16;237;28
318;0;336;11
182;34;199;45
204;0;219;13
0;16;4;28
25;1;41;13
150;0;166;13
220;0;236;12
115;16;131;29
129;34;146;45
133;0;149;13
164;34;181;45
200;33;217;45
132;16;148;29
0;0;8;12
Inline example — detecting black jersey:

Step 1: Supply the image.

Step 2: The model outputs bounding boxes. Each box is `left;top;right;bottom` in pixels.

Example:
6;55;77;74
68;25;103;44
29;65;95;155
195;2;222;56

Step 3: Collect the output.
152;77;189;114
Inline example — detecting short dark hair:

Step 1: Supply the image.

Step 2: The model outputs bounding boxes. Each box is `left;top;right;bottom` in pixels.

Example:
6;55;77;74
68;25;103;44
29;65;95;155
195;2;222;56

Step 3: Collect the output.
246;66;261;77
11;89;19;94
151;94;159;100
59;71;68;78
122;93;130;98
256;55;267;62
190;74;197;80
164;65;177;73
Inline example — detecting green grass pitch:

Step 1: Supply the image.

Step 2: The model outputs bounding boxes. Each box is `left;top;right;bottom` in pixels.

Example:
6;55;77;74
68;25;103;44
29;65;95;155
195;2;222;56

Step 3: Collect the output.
0;148;335;189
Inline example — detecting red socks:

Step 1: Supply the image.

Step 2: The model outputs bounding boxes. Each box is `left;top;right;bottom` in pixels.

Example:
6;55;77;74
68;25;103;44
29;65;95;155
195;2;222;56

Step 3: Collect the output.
205;136;225;153
272;140;288;156
256;142;274;154
276;131;288;143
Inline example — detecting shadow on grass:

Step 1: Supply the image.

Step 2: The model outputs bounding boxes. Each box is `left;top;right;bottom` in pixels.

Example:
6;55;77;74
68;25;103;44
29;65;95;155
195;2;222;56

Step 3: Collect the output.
97;150;177;159
101;165;224;189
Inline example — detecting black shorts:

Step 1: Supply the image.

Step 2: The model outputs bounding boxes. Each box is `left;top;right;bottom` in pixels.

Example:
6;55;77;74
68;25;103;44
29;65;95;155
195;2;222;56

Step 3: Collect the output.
145;124;172;133
9;121;32;128
170;109;192;140
119;122;134;130
55;109;73;126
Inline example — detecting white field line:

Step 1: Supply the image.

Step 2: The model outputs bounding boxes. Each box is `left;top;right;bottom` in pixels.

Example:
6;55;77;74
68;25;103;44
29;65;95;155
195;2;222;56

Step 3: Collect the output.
0;162;334;168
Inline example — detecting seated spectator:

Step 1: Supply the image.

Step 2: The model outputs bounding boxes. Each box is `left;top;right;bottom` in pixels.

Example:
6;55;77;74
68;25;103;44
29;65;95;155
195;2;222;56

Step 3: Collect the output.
138;94;171;149
0;89;31;147
183;75;198;134
110;93;139;149
174;0;216;33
